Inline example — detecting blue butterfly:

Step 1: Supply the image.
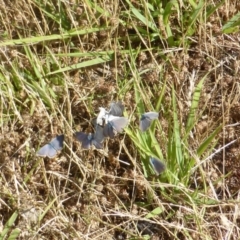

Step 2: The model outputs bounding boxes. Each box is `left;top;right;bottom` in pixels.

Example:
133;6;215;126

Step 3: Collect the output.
95;101;128;138
96;101;125;126
36;135;64;158
140;112;159;132
150;157;166;175
75;124;105;149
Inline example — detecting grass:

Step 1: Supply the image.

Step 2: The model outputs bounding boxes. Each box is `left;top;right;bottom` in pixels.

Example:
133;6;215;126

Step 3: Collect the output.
0;0;240;239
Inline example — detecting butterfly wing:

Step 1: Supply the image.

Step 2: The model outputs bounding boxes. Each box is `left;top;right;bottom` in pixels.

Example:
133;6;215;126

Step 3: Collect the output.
140;112;159;132
36;135;64;158
150;157;166;175
140;116;151;132
144;112;159;120
36;144;57;158
109;102;124;116
92;124;105;148
49;135;64;151
75;132;92;149
91;117;97;127
108;116;128;133
103;123;115;139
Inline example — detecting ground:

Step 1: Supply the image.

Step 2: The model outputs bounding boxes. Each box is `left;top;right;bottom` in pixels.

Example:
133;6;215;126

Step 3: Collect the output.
0;0;240;239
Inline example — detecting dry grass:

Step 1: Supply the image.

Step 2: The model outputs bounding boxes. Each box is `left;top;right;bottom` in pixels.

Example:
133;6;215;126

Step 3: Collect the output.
0;0;240;239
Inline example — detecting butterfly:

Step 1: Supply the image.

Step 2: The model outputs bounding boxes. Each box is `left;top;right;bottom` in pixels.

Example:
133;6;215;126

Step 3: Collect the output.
75;124;105;149
96;101;125;126
36;135;64;158
149;157;166;175
140;112;159;132
95;101;128;138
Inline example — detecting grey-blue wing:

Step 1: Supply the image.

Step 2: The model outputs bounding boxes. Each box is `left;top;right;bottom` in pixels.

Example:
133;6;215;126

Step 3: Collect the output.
75;132;92;149
110;117;128;132
37;135;64;158
92;125;105;149
150;157;165;175
36;144;57;158
91;118;97;128
103;123;115;139
140;112;159;132
49;135;64;151
109;102;124;116
143;112;159;120
139;116;151;132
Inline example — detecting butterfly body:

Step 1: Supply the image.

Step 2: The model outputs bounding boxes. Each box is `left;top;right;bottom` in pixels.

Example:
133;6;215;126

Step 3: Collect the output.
97;107;108;126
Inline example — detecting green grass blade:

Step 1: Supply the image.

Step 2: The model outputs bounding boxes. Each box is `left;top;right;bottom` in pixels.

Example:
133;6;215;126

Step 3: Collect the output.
185;74;208;136
126;0;158;32
197;125;222;156
206;0;225;19
188;0;197;8
7;229;21;240
47;55;113;75
0;211;18;239
222;12;240;33
39;197;58;222
163;0;179;26
186;0;204;35
171;88;183;169
145;207;164;219
0;27;110;47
